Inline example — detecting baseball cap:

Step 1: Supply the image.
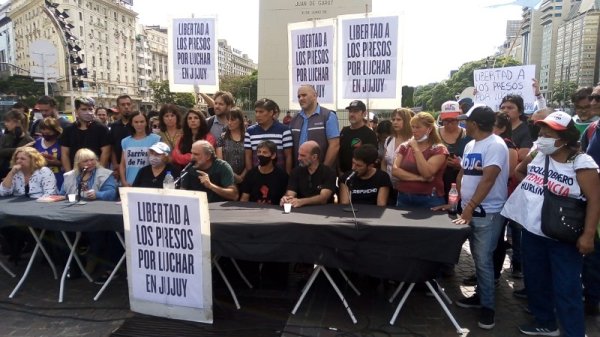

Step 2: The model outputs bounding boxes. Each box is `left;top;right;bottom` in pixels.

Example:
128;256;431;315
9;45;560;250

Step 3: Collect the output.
440;101;461;120
368;112;378;122
149;142;171;155
457;104;495;126
345;100;366;111
458;97;474;112
534;111;571;131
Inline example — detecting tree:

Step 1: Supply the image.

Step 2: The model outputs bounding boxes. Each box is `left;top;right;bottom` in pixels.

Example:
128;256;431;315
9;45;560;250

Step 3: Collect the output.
0;75;47;107
219;70;257;110
401;85;415;107
551;81;578;106
148;80;196;108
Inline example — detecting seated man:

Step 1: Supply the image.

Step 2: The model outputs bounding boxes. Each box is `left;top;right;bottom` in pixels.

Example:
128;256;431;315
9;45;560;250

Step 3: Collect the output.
280;140;336;208
240;140;288;204
339;144;391;206
180;140;238;202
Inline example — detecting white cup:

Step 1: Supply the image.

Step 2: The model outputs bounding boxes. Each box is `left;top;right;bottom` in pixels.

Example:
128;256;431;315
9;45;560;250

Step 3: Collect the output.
283;203;292;214
67;194;76;202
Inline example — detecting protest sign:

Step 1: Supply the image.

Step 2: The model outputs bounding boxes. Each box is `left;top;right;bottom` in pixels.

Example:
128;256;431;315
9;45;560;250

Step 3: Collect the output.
340;15;399;100
473;65;536;111
169;18;218;93
288;20;336;106
121;188;212;323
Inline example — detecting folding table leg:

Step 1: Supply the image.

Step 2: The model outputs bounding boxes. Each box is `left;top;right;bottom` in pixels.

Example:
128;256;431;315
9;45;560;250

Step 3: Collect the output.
292;265;358;324
0;259;15;278
388;281;405;303
59;232;93;303
229;257;253;289
212;255;240;309
94;232;126;301
9;229;56;298
424;281;464;334
337;268;360;295
389;282;415;325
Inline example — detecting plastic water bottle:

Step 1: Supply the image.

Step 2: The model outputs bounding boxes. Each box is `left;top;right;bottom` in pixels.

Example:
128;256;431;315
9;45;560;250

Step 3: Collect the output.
163;171;175;189
448;183;459;215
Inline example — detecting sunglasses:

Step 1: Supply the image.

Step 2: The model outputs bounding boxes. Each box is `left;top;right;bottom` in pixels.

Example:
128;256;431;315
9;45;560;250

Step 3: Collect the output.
588;95;600;102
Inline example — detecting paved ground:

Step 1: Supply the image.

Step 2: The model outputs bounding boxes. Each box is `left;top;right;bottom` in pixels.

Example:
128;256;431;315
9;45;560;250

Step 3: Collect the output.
0;242;599;337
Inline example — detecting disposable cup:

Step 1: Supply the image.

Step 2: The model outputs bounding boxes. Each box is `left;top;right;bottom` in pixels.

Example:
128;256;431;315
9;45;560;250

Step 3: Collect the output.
67;194;76;202
283;203;292;214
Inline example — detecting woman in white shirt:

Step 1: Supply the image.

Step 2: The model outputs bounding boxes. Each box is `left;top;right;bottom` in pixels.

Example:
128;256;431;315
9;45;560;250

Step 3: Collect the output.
0;146;56;198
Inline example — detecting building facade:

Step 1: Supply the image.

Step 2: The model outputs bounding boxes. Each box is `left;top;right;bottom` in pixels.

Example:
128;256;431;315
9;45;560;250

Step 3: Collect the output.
8;0;138;110
218;39;257;77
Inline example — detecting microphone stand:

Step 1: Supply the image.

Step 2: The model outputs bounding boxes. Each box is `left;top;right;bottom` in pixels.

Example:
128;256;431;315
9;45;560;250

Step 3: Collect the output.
342;179;358;228
77;168;87;202
174;170;189;189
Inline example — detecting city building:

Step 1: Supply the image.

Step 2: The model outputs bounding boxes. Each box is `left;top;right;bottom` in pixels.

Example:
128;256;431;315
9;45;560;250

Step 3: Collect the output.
135;24;168;110
8;0;138;110
257;0;371;111
498;20;523;60
520;5;544;75
554;0;600;91
217;39;257;77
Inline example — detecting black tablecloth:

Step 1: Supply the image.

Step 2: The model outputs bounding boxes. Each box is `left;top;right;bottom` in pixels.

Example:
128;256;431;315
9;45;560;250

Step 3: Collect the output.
0;198;471;282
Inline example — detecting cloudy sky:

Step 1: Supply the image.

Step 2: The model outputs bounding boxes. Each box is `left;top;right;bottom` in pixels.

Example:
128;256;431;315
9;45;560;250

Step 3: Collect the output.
134;0;524;86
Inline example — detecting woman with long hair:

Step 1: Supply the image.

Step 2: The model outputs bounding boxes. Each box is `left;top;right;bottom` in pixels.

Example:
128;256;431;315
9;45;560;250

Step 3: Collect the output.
381;108;413;183
0;110;34;178
500;94;533;161
119;112;160;187
216;107;247;184
172;109;215;167
157;104;183;152
392;112;448;208
33;117;64;189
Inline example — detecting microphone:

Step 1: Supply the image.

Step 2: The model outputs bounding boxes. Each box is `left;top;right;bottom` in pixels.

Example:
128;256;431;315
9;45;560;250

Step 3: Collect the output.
77;167;88;202
345;170;357;183
174;160;196;188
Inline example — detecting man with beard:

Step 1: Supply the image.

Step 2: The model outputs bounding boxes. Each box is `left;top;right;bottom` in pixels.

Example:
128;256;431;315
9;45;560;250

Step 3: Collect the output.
339;144;391;206
109;95;134;181
29;96;71;137
280;140;336;208
59;97;110;170
338;100;378;176
206;91;234;139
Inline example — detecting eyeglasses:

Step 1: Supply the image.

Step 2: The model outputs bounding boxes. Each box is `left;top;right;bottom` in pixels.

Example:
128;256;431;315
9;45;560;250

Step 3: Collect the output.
588;95;600;102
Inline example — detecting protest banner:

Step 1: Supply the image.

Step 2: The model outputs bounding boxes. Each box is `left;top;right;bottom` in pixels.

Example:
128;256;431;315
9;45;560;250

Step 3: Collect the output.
121;188;212;323
169;17;219;93
473;65;536;111
288;20;336;107
340;15;399;101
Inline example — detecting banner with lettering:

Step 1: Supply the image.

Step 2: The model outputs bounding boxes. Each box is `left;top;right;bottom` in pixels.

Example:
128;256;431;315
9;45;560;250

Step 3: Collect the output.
340;15;399;100
121;188;212;323
169;17;219;93
473;65;536;111
288;20;336;106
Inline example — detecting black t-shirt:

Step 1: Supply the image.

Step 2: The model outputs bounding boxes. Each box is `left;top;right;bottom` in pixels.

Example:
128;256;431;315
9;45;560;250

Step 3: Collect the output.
109;121;132;164
132;164;181;188
287;164;336;199
59;121;110;167
338;125;378;173
241;166;288;205
341;169;392;205
511;121;533;150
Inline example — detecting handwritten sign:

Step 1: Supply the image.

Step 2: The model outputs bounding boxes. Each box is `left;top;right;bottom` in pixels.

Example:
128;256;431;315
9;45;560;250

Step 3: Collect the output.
172;18;217;85
473;65;536;111
289;23;335;104
341;16;398;99
121;188;212;323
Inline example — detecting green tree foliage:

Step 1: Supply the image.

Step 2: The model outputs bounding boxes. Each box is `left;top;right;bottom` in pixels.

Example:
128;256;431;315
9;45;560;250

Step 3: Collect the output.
0;75;46;107
401;85;415;107
551;81;578;105
219;70;258;110
413;56;521;111
148;80;196;108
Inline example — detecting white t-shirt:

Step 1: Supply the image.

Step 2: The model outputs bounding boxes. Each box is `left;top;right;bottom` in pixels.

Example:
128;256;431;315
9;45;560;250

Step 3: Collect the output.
501;152;598;238
384;136;399;186
460;134;509;213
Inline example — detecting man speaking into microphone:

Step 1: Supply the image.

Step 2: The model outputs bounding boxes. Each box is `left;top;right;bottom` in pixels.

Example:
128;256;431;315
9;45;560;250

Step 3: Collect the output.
339;144;391;206
180;140;238;202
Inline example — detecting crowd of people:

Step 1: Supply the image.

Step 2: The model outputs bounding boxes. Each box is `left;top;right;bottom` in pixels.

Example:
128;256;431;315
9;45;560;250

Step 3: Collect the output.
0;81;599;336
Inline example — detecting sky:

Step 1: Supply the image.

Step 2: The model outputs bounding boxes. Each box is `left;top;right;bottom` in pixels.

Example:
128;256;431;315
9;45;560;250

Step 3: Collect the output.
134;0;524;86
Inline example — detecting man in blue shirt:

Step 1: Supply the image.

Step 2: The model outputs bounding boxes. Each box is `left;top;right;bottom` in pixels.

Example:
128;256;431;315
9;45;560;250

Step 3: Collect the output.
289;85;339;169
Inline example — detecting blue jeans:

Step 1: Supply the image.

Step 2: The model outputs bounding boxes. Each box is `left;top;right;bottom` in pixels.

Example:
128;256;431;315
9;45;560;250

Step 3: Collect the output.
522;230;584;337
396;192;445;209
470;212;505;310
583;239;600;306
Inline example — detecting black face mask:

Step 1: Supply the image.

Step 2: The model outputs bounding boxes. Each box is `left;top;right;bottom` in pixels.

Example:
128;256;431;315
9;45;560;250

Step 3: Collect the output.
42;134;57;141
527;121;540;141
257;155;272;166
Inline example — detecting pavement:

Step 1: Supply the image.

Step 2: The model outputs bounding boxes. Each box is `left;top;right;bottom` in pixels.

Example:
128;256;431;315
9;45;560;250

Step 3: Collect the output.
0;242;599;337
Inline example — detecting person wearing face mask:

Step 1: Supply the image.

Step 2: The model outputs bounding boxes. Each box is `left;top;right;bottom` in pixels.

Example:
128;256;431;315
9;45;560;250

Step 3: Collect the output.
132;142;180;188
392;112;448;208
0;110;33;179
280;140;336;208
501;111;600;336
240;140;288;204
59;97;110;172
33;117;64;189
